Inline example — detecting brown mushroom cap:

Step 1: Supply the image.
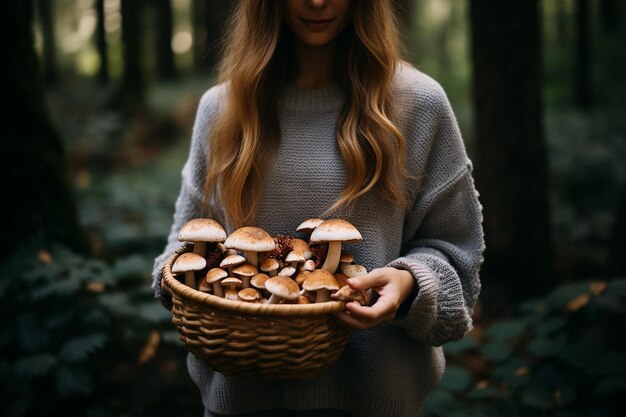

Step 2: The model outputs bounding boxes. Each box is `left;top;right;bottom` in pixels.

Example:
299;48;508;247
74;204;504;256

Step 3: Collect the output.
339;252;354;264
250;273;270;289
265;276;300;301
309;219;362;244
260;258;280;273
341;264;368;278
290;238;313;259
296;218;325;234
238;288;261;301
178;218;227;243
221;277;243;288
334;273;349;287
171;252;207;274
303;269;339;292
206;267;228;284
220;254;247;269
232;263;259;277
285;251;306;264
224;226;275;252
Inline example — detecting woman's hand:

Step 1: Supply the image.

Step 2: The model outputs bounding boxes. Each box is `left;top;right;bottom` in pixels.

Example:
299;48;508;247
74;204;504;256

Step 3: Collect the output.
334;267;415;330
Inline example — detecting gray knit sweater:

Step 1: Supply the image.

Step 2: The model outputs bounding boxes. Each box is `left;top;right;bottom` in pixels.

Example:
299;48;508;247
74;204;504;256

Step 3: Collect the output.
152;63;484;417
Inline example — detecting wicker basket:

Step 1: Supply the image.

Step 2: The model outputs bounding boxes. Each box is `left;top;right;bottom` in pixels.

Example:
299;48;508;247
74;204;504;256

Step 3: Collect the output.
162;245;351;380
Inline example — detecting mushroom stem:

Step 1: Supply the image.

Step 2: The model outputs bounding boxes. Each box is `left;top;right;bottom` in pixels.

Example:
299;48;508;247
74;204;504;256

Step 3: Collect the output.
315;289;330;303
243;251;258;268
267;294;282;304
242;276;251;288
320;241;342;274
193;241;207;257
212;282;224;297
184;271;197;289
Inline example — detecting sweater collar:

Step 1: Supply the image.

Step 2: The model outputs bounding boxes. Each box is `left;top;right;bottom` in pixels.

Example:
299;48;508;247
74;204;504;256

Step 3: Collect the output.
279;84;345;113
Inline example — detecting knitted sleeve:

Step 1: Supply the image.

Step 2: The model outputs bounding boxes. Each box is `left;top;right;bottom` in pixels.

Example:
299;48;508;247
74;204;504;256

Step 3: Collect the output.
387;81;485;346
151;86;226;309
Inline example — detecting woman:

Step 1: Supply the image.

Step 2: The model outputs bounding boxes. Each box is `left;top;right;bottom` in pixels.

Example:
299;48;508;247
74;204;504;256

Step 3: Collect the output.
152;1;484;416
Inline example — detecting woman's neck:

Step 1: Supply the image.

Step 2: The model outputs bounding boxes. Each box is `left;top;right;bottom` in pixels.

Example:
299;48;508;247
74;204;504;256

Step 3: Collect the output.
292;40;336;90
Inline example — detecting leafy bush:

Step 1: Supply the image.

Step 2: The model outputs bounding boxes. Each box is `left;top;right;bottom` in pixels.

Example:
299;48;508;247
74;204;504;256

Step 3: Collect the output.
422;278;626;417
0;241;198;417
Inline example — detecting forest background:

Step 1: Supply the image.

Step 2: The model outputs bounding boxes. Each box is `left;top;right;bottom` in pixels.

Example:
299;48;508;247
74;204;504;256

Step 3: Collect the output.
2;0;625;416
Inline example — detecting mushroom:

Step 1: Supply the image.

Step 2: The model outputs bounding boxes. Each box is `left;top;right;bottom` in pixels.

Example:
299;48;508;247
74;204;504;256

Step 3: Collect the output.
303;269;339;303
278;266;296;277
285;250;306;269
309;219;362;274
224;226;275;267
238;288;261;303
339;252;354;269
221;277;243;300
260;258;280;277
178;218;227;257
232;262;258;288
220;254;246;275
205;267;228;297
295;270;310;286
296;218;325;238
250;272;271;298
341;264;368;278
331;285;371;305
334;273;349;288
299;259;316;272
290;238;313;260
171;252;207;289
265;276;300;304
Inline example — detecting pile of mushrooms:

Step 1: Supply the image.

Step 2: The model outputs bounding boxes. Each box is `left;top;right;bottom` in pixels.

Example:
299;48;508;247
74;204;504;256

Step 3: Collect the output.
168;218;370;306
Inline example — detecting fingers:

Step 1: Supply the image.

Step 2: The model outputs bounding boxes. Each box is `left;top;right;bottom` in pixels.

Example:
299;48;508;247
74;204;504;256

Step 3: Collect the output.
333;297;398;330
347;268;389;290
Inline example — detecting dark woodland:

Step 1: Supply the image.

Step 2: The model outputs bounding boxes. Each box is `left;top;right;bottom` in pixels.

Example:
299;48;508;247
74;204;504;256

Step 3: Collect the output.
1;0;625;416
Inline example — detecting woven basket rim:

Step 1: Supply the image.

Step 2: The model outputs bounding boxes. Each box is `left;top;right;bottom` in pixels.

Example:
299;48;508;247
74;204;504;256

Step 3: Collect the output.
163;245;348;317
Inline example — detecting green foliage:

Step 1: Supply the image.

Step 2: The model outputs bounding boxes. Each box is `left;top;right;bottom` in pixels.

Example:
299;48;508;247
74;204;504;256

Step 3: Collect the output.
0;241;188;417
424;279;626;417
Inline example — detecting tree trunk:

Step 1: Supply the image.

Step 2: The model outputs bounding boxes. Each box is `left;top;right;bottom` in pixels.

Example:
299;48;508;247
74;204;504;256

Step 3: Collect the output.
393;0;415;59
470;0;552;305
119;0;145;109
192;0;230;75
95;0;109;85
599;0;620;34
35;0;58;85
607;186;626;277
1;0;84;257
154;0;177;80
575;0;593;109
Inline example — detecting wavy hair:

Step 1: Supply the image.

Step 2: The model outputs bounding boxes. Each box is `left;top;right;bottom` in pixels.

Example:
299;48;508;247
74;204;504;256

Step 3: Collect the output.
205;0;410;228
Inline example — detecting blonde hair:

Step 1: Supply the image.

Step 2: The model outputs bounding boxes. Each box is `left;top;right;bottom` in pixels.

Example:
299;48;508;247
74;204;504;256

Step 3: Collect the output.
205;0;410;228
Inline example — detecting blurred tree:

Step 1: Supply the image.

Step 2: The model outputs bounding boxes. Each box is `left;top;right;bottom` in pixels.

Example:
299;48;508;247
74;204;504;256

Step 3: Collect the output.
2;0;84;258
95;0;110;85
192;0;231;74
35;0;58;85
470;0;552;305
393;0;415;59
608;187;626;277
118;0;145;110
575;0;593;109
555;0;568;42
154;0;178;80
599;0;620;34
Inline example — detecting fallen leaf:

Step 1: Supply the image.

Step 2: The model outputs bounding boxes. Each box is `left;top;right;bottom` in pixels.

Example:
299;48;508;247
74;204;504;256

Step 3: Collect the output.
515;366;529;377
565;293;590;312
86;281;106;293
37;250;53;265
138;330;160;364
589;281;607;296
